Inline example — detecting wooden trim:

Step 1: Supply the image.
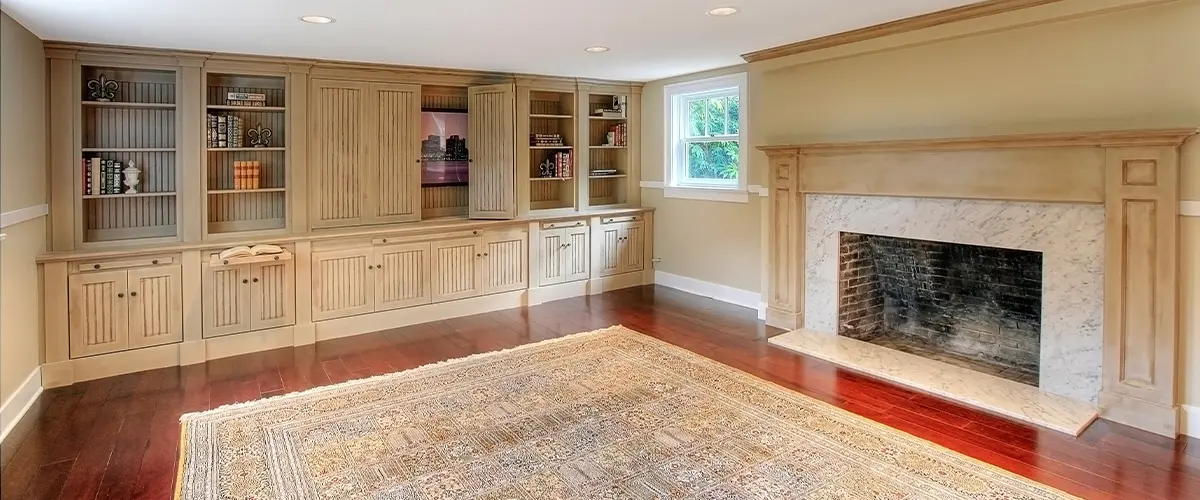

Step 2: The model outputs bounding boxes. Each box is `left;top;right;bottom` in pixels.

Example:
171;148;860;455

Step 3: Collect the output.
757;128;1200;155
741;0;1068;63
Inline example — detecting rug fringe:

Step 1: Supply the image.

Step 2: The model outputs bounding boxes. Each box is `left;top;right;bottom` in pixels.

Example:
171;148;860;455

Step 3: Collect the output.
178;324;629;422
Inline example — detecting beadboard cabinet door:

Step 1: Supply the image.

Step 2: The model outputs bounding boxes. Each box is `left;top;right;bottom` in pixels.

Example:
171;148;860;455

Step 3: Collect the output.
310;79;371;229
202;264;252;338
619;222;646;274
595;224;623;277
371;83;422;224
312;247;375;320
127;266;183;349
375;241;431;311
561;226;590;283
468;84;516;220
431;237;482;302
68;270;130;358
251;260;295;330
482;230;527;295
537;228;567;286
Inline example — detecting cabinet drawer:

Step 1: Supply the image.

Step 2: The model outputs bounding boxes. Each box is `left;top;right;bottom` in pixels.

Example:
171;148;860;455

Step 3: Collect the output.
72;255;176;274
599;215;642;224
541;219;588;230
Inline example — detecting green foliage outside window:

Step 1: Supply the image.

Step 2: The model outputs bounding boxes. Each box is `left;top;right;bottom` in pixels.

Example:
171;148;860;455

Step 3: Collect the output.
684;94;740;180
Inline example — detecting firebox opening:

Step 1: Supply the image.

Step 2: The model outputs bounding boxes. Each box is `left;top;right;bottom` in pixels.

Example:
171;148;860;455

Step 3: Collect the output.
837;232;1043;386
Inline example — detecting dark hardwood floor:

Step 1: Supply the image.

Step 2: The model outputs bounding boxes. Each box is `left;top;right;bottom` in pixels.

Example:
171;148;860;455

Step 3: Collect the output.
2;285;1197;499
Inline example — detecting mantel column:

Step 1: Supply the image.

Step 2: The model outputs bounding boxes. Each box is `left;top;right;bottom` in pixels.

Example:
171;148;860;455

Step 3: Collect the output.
1099;145;1181;436
763;151;804;330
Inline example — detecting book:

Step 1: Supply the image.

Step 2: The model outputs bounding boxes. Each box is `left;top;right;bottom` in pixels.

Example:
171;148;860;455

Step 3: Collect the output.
226;92;266;101
218;244;284;261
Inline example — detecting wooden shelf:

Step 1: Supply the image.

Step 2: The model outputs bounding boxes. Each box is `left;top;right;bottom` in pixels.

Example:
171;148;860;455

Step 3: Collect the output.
82;148;176;153
530;114;573;119
589;145;627;149
207;147;286;152
82;101;176;109
207;105;286;112
82;192;176;199
530;146;573;150
208;188;286;194
531;177;574;182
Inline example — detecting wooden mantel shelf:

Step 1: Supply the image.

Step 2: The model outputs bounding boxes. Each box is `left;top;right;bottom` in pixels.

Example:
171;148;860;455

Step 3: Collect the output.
756;128;1199;155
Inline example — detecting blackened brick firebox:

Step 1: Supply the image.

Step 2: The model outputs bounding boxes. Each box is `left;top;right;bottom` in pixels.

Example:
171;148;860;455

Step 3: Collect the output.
837;232;1043;386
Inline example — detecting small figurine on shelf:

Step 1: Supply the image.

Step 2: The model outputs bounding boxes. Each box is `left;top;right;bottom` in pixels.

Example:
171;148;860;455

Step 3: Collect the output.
86;74;119;102
122;161;141;194
539;159;556;178
247;124;273;147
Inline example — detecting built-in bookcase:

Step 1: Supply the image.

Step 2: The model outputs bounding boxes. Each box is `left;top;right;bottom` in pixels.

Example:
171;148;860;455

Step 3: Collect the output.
205;73;287;234
586;92;629;207
528;90;576;211
80;65;179;243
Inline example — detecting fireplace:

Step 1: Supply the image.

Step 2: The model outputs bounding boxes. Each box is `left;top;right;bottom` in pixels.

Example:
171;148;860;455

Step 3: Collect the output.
837;232;1043;386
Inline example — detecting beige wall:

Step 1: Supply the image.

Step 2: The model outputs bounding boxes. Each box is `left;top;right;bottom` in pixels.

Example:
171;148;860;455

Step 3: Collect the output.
1;11;48;405
644;0;1200;405
640;65;764;293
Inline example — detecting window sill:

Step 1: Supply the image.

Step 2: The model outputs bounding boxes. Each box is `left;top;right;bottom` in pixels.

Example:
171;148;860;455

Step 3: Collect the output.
641;182;750;203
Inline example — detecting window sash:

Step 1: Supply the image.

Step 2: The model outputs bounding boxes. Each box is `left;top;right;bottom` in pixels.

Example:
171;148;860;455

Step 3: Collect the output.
682;92;737;139
664;73;747;196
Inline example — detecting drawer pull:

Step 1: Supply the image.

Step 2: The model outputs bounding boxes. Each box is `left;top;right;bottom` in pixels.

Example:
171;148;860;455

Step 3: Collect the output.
93;264;101;270
381;238;388;243
151;259;159;265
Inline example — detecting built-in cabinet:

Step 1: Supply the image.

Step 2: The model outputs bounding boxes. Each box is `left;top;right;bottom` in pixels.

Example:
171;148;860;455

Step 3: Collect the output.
595;217;645;277
202;256;296;338
68;263;182;357
536;221;590;286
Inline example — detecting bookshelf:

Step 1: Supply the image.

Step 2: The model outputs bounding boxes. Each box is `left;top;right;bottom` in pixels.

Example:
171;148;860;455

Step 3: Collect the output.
204;73;287;235
80;65;179;243
586;92;630;207
528;90;576;211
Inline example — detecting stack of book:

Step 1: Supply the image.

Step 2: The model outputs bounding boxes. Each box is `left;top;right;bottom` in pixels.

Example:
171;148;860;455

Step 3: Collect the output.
206;114;245;148
81;158;127;195
593;108;626;118
590;168;619;177
531;134;565;147
607;123;628;147
233;161;262;190
226;92;267;107
552;151;572;178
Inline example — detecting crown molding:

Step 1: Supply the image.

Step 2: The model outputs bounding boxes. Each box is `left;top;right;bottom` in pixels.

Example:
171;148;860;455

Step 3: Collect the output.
756;128;1200;155
741;0;1069;63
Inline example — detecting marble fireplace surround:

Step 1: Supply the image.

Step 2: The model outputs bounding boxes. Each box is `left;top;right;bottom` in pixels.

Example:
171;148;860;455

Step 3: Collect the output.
757;129;1197;437
805;194;1104;404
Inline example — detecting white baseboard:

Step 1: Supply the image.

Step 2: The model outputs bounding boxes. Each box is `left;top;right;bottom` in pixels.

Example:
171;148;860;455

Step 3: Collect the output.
0;366;42;445
654;271;766;320
1183;404;1200;438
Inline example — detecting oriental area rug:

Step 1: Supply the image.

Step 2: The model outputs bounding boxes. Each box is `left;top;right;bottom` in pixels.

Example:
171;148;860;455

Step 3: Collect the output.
176;325;1076;499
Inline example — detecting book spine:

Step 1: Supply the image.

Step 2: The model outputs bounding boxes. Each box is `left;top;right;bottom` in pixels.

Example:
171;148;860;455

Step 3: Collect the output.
82;158;91;195
217;116;228;148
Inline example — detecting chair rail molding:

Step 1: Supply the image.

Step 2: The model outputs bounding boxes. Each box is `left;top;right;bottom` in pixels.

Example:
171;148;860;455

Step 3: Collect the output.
0;204;50;229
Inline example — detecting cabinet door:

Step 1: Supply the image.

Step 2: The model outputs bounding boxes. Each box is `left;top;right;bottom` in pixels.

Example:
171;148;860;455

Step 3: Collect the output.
537;228;566;286
310;79;371;229
482;230;528;295
620;222;646;274
202;264;252;338
562;226;591;283
430;237;482;302
251;260;296;330
68;270;129;358
312;247;375;320
371;83;422;224
127;266;183;349
595;224;623;277
375;242;431;311
467;84;516;220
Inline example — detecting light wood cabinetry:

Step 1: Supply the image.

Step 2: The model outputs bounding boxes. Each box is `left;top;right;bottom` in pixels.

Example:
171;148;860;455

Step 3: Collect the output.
431;237;483;302
309;80;421;229
468;84;517;219
374;242;432;311
311;247;375;320
202;257;296;337
537;221;590;286
68;265;182;357
595;218;645;277
482;230;529;294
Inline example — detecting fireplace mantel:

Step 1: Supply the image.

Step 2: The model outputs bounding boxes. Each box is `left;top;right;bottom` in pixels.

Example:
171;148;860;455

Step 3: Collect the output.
757;128;1198;436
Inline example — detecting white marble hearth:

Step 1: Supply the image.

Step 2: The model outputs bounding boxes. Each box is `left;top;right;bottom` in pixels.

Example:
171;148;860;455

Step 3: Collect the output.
804;194;1105;405
770;329;1099;435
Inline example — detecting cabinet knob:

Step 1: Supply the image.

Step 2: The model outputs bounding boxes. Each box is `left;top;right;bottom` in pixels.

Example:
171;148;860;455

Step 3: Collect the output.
376;265;383;270
151;259;159;265
252;278;259;283
130;291;137;297
93;264;101;270
472;230;479;235
117;293;125;298
483;252;489;257
381;238;388;243
476;253;482;257
242;279;249;284
368;265;374;270
565;243;571;247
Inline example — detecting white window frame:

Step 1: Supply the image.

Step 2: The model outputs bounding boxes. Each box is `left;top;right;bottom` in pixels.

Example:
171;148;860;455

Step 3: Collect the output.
662;72;748;203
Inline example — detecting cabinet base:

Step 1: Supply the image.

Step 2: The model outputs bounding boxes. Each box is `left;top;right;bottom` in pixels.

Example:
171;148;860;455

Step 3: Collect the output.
1099;391;1180;437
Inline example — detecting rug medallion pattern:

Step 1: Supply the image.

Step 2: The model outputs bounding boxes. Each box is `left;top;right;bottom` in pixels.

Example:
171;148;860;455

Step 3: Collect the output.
177;326;1076;499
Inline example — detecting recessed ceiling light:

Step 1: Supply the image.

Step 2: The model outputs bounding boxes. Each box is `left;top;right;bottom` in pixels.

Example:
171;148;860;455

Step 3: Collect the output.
300;15;335;24
585;46;610;53
707;7;739;16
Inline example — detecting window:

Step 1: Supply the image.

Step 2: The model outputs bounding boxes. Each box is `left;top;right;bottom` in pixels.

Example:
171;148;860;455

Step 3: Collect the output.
664;73;748;202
